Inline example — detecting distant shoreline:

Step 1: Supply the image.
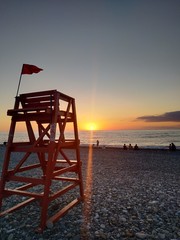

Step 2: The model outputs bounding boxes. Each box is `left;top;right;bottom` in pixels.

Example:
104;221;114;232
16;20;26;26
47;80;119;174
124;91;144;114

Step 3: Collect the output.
0;143;179;152
1;129;180;150
80;145;180;151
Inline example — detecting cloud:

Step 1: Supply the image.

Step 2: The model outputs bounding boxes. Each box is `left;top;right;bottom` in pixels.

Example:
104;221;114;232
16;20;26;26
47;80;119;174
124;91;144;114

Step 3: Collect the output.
136;111;180;122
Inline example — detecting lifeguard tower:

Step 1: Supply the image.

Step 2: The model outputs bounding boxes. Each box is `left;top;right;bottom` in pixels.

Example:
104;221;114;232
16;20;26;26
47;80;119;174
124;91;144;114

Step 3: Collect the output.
0;89;84;232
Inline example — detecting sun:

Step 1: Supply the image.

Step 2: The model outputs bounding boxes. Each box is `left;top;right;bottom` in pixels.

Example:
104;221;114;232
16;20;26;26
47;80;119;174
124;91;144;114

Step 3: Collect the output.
85;122;97;131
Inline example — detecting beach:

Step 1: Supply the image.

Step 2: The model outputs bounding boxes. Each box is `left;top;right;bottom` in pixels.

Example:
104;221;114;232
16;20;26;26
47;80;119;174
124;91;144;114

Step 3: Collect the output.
0;146;180;240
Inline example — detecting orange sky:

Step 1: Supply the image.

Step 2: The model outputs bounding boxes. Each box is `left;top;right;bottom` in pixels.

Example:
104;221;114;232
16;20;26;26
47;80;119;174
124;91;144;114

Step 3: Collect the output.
0;99;180;132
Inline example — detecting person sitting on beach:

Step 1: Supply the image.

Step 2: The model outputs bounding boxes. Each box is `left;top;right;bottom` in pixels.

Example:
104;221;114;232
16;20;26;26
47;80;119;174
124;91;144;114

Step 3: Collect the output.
134;144;139;150
129;144;133;149
123;144;127;150
169;143;172;151
169;142;176;151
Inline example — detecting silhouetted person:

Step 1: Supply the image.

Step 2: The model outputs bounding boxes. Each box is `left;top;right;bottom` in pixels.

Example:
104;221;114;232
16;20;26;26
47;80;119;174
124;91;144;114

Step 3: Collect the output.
96;140;99;147
123;144;127;150
169;142;176;151
129;143;133;149
134;144;139;150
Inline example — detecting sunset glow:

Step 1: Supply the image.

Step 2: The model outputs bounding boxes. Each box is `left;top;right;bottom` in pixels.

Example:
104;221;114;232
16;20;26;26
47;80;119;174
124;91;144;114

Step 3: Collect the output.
83;122;98;131
82;131;93;236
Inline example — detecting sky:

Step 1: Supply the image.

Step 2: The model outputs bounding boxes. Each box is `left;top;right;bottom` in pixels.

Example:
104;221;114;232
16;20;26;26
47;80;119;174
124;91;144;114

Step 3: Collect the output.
0;0;180;131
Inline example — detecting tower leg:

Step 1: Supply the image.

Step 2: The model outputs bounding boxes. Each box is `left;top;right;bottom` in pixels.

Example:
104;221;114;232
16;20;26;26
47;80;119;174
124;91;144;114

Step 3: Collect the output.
38;143;56;232
0;119;16;209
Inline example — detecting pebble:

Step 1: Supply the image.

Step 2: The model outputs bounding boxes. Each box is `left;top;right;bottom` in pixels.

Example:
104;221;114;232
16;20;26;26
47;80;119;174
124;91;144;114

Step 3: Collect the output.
46;220;54;229
158;233;166;239
135;232;148;239
100;223;106;229
7;233;14;240
0;148;180;239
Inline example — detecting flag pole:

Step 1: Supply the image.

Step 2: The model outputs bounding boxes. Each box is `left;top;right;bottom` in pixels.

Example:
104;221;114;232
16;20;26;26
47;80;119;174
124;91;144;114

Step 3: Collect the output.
16;65;23;97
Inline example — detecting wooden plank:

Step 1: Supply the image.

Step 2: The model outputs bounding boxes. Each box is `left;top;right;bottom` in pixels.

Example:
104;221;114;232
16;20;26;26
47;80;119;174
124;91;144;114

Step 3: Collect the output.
0;197;36;217
8;175;44;185
47;198;81;224
4;189;43;199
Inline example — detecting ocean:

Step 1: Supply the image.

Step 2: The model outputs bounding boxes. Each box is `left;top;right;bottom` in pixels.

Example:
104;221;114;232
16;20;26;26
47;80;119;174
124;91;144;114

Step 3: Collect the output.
0;129;180;149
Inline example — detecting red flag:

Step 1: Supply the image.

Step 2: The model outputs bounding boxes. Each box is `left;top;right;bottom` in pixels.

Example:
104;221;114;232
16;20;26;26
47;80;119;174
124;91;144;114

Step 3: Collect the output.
21;64;43;75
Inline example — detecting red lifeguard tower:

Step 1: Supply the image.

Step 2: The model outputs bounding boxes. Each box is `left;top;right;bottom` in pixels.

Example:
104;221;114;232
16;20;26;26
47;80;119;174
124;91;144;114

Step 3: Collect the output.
0;89;84;232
